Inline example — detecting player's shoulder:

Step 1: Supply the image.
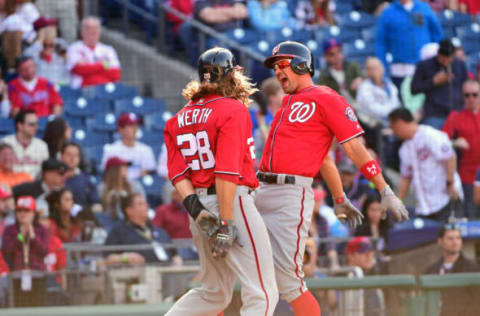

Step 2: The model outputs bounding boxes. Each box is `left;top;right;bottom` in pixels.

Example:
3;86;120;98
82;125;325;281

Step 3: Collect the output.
419;124;448;140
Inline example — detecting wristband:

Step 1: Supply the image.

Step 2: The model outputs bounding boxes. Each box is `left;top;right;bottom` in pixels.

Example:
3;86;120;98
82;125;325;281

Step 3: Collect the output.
183;194;206;220
17;233;25;243
335;196;345;204
360;160;381;180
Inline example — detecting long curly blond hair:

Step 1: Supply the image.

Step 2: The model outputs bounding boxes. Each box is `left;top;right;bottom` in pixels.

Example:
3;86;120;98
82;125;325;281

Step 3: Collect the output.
182;68;258;106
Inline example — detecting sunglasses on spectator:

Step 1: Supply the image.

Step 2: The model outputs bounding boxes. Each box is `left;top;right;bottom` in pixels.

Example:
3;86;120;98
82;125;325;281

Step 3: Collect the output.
464;92;479;98
273;59;291;70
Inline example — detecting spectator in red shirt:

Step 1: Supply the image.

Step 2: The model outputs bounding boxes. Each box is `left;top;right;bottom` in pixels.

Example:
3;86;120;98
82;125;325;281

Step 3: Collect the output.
46;188;82;243
8;56;63;117
66;16;121;88
153;184;192;239
442;79;480;218
459;0;480;15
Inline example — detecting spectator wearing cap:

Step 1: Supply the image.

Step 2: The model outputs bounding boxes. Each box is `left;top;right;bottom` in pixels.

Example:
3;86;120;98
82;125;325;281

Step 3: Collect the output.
101;112;156;181
343;236;385;316
376;0;443;90
61;142;101;212
34;0;78;44
66;16;121;88
0;184;15;239
153;184;192;239
12;158;67;218
0;143;33;188
389;108;462;221
318;38;363;105
356;57;400;126
1;110;49;179
97;157;145;232
411;38;468;130
8;56;63;117
23;17;70;86
442;80;480;218
1;195;49;307
425;224;479;316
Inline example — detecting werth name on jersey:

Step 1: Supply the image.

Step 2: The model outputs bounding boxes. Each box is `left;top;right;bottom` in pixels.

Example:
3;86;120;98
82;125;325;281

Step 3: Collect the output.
177;108;213;128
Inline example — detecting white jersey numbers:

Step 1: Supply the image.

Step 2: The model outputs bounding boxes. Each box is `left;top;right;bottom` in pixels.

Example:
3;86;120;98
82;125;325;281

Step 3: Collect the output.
177;131;215;170
248;137;256;160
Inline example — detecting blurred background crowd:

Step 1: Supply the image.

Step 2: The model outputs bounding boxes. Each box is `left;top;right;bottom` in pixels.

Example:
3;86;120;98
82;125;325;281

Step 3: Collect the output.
0;0;479;315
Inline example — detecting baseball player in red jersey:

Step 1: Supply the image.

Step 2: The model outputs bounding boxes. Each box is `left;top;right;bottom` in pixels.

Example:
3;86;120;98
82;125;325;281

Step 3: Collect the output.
164;47;279;316
255;41;410;316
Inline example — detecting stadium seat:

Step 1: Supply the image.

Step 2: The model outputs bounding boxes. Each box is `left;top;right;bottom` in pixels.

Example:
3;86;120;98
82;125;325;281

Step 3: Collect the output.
437;10;473;28
64;97;111;118
136;128;164;146
222;28;259;45
457;38;480;55
338;11;377;30
84;83;139;101
456;23;480;42
441;25;456;39
466;52;480;73
334;0;354;15
343;39;375;58
144;112;173;131
319;25;358;44
83;145;104;174
64;116;85;130
114;96;167;116
0;117;15;135
71;129;111;147
249;40;273;57
141;174;166;207
361;26;376;43
86;112;118;132
59;85;82;101
37;116;51;136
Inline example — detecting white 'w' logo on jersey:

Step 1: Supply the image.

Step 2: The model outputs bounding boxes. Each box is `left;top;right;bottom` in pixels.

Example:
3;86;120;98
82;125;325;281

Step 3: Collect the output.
288;102;316;123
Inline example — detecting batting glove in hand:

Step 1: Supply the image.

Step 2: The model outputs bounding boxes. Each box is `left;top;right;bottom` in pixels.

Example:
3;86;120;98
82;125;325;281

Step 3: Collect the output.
183;194;219;237
333;194;363;228
380;185;409;221
212;220;241;258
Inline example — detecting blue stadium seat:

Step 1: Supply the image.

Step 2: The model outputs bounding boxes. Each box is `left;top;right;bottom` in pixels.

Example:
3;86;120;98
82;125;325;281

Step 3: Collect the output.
0;118;15;134
85;83;139;101
144;112;173;131
72;129;111;147
339;11;377;30
86;112;118;132
343;39;375;58
456;23;480;41
466;52;480;73
64;97;111;118
141;174;166;207
37;116;51;135
59;85;82;101
114;97;166;116
64;116;85;130
441;25;456;39
361;26;376;43
151;144;162;160
334;1;354;15
320;25;358;44
458;39;480;55
83;145;104;174
437;10;473;27
222;28;259;45
249;40;273;58
136;128;164;146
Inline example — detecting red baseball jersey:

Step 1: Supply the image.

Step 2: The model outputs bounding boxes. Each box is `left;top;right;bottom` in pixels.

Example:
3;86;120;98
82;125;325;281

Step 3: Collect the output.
164;94;259;189
260;85;364;178
8;77;63;117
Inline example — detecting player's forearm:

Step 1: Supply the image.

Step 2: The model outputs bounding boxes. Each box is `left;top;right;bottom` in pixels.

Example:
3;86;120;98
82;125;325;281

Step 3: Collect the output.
474;186;480;206
342;137;388;191
397;177;411;201
215;177;236;221
173;178;196;199
319;155;344;199
445;156;456;183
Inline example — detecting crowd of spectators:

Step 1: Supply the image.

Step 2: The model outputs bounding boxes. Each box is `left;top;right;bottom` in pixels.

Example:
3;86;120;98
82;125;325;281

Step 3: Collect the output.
0;0;478;311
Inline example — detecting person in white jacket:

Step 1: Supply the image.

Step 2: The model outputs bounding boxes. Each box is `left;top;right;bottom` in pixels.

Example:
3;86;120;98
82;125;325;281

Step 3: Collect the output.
356;57;400;126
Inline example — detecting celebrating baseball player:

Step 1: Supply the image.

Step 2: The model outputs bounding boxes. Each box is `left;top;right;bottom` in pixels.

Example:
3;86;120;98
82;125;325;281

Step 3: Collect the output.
164;47;278;316
255;41;409;316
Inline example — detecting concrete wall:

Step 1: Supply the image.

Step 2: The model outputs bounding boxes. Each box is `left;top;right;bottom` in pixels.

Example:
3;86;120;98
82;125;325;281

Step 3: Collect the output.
101;29;195;112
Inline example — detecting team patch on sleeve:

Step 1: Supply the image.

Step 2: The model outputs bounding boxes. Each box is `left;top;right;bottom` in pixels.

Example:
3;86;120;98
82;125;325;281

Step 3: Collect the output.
345;107;358;122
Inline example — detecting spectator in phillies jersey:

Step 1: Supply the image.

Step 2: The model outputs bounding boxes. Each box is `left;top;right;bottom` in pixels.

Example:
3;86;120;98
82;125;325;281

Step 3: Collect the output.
8;56;63;117
0;143;33;188
318;38;364;104
66;16;121;88
411;38;467;130
442;80;480;218
1;110;49;179
101;113;156;181
389;108;462;221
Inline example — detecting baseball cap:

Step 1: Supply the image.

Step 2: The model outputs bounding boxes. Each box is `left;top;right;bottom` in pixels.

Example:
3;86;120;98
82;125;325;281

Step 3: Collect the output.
323;38;342;53
16;196;36;212
346;236;373;254
33;17;58;31
0;184;11;199
438;39;455;57
42;158;68;174
105;157;130;171
117;112;142;128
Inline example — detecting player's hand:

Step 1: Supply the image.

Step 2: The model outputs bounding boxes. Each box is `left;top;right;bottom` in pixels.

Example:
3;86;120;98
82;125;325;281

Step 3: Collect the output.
333;194;363;228
380;185;409;222
211;220;241;258
447;183;460;201
196;209;220;238
433;70;453;85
